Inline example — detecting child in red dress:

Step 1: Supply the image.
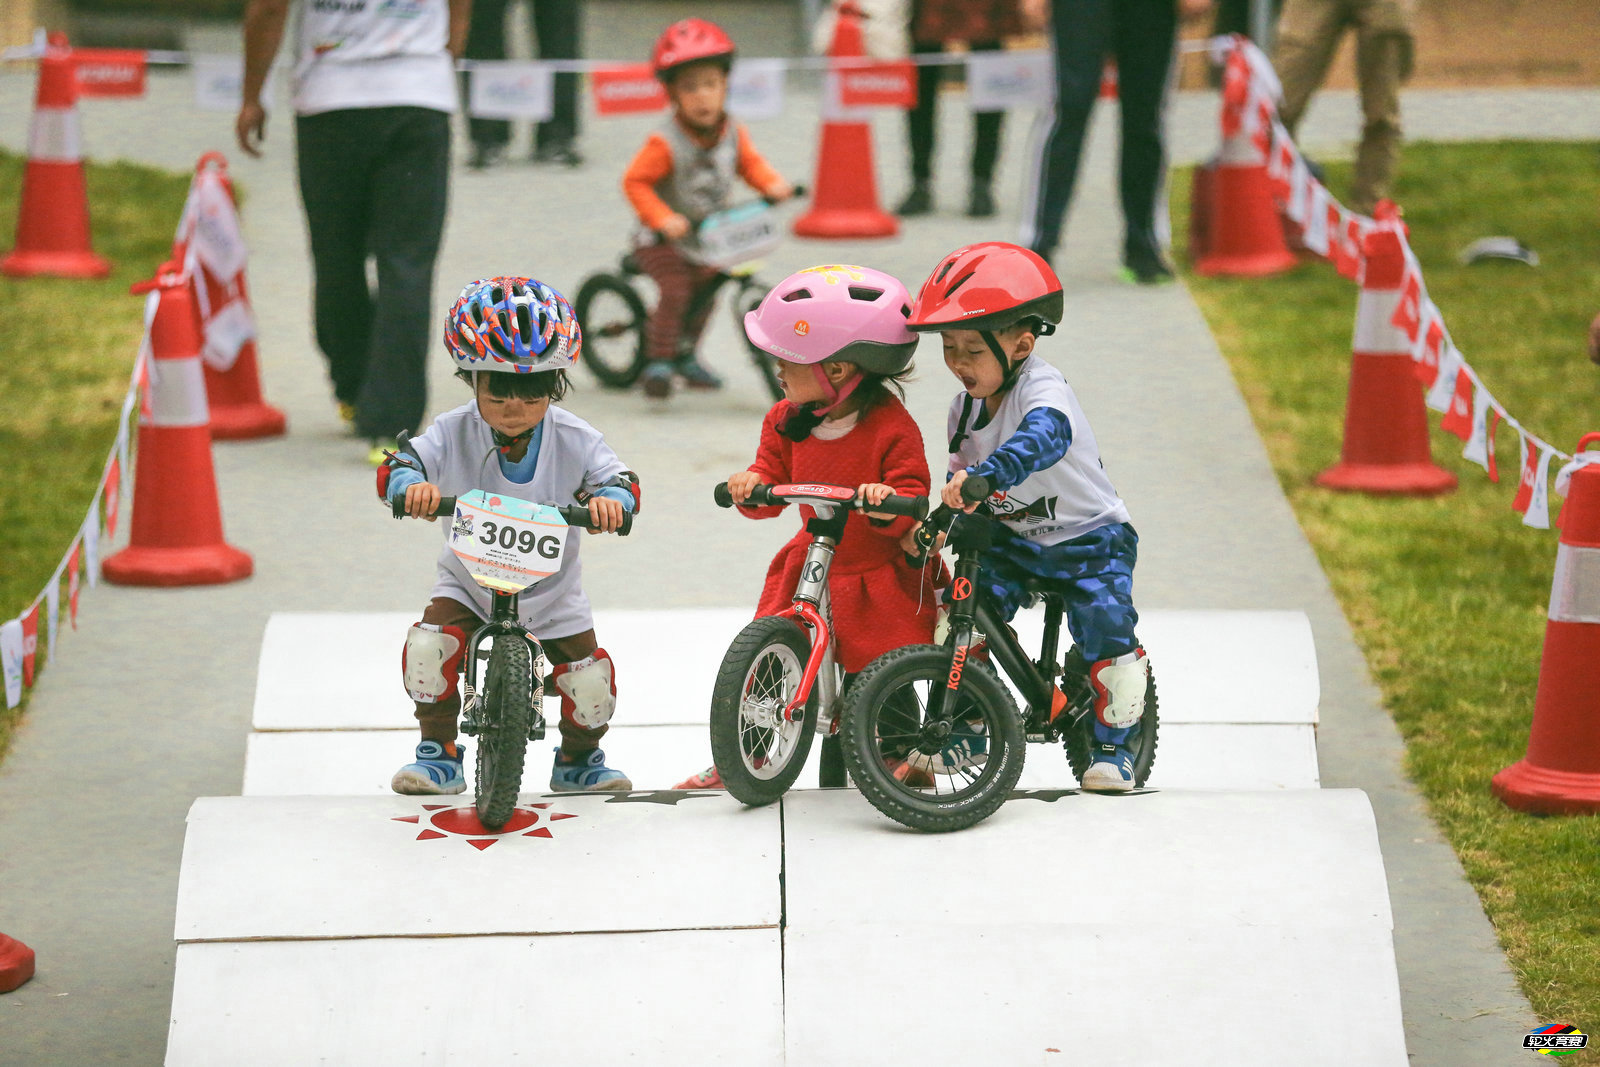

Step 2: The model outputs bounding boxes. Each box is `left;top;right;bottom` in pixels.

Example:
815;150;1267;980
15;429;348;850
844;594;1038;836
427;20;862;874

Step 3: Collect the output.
676;265;938;788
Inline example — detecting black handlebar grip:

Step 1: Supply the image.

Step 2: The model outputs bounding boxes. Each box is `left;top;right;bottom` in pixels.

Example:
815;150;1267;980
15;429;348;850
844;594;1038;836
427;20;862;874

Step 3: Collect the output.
868;494;930;521
713;482;734;508
558;504;634;536
714;482;778;508
961;474;991;504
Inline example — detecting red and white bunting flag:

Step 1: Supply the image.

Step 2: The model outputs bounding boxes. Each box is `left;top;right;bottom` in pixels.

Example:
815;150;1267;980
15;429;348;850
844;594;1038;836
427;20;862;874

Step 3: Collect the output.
1220;46;1250;139
1514;439;1556;528
44;579;59;666
1425;344;1464;413
0;618;22;710
1412;313;1445;385
1267;130;1294;202
1461;384;1496;473
1485;407;1503;482
82;503;101;589
20;603;39;688
1286;147;1312;226
103;456;122;539
74;48;148;98
1389;268;1424;346
590;66;667;115
1440;368;1475;441
1301;182;1330;257
838;59;917;109
67;543;81;630
1328;204;1360;279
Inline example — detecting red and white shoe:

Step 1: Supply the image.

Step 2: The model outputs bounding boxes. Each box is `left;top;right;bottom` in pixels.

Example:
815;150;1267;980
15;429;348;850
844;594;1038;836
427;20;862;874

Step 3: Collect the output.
674;765;724;790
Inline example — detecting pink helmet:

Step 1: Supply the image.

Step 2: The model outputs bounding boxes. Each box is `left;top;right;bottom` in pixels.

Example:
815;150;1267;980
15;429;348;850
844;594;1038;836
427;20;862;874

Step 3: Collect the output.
745;265;918;370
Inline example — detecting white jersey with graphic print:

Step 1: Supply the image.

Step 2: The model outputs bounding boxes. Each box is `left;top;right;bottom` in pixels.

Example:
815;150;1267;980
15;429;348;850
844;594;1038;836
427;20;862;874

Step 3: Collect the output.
292;0;456;115
948;354;1131;546
409;401;628;640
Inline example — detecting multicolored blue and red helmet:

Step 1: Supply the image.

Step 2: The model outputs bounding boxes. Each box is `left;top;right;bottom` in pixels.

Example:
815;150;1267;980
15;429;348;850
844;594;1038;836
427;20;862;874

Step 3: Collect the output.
444;276;581;374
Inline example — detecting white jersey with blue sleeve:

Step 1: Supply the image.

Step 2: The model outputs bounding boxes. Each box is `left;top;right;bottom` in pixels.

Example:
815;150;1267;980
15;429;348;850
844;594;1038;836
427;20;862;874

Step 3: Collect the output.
408;402;628;640
948;354;1130;545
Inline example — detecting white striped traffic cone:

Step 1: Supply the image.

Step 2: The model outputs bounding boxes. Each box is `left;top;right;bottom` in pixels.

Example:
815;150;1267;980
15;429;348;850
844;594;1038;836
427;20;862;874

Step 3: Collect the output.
102;262;252;587
1;41;111;279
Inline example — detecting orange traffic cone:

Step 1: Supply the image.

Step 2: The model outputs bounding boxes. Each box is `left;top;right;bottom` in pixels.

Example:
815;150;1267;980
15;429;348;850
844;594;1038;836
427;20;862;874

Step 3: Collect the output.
1314;223;1456;496
1;42;111;279
793;2;897;240
1193;45;1295;278
103;264;253;587
0;933;34;993
1493;435;1600;815
178;153;286;441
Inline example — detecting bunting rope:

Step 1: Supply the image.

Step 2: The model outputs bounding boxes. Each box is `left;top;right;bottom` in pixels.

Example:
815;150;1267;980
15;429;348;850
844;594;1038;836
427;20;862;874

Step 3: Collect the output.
0;292;152;709
1215;34;1595;529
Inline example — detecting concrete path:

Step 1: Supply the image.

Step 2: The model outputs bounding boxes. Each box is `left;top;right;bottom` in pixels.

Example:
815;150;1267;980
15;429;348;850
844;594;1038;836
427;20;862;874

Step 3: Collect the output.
2;40;1588;1063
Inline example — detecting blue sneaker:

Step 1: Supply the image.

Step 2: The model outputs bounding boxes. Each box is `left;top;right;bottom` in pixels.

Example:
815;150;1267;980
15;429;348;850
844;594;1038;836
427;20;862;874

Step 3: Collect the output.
1081;725;1138;793
392;740;467;795
550;747;633;792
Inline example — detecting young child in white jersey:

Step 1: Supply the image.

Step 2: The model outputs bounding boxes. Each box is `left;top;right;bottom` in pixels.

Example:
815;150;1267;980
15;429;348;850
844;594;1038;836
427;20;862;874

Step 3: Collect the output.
907;242;1150;791
377;277;640;795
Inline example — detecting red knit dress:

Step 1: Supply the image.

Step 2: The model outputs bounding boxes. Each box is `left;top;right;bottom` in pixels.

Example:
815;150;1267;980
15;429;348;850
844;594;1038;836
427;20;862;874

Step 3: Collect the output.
743;397;940;673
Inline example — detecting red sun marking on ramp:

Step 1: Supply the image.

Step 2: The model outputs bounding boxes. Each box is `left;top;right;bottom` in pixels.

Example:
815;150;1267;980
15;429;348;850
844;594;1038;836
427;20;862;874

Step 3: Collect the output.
392;803;579;849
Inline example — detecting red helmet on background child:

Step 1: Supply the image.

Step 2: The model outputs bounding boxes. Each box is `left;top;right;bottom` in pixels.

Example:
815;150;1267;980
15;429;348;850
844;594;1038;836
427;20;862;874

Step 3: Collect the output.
652;18;736;82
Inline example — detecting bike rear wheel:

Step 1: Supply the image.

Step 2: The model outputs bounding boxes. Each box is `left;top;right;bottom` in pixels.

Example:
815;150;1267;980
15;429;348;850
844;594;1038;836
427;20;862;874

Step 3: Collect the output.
733;281;784;402
476;636;534;830
841;645;1025;832
708;616;818;806
575;273;648;388
1061;646;1160;787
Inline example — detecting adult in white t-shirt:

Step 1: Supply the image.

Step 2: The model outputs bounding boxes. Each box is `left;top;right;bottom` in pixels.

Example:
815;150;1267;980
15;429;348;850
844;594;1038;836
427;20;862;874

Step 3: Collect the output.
237;0;470;457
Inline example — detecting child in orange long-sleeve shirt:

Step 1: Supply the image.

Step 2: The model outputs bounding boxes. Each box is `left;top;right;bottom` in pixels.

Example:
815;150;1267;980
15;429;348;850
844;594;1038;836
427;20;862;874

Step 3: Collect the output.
624;18;792;399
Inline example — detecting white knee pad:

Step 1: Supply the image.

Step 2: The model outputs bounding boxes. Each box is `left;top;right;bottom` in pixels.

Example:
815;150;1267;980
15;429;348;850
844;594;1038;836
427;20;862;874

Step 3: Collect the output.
1089;647;1148;729
403;622;466;704
553;648;616;730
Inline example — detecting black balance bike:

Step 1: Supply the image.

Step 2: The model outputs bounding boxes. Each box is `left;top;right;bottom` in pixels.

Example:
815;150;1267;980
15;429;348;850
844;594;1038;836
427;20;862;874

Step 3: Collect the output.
572;189;806;402
394;489;633;830
840;475;1158;832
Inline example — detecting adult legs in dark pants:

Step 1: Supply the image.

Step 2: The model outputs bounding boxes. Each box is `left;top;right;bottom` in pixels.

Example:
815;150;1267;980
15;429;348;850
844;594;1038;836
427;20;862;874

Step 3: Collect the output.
531;0;582;163
296;106;450;445
463;0;513;166
1020;0;1178;281
899;40;1005;218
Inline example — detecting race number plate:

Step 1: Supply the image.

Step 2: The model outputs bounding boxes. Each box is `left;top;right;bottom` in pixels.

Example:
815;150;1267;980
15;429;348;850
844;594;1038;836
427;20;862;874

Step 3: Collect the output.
695;201;781;269
447;490;570;595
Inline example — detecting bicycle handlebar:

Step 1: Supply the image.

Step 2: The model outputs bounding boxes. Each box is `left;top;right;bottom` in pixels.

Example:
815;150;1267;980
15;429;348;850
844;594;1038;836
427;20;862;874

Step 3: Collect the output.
393;494;634;536
713;481;929;521
904;474;992;567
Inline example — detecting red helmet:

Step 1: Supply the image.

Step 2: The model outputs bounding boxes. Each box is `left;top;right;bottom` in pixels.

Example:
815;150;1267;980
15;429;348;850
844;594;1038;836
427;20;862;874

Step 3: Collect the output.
651;19;736;82
908;242;1064;334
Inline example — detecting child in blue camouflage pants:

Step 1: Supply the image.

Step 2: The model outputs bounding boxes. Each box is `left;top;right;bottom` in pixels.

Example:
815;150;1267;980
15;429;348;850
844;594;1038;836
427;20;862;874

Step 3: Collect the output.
907;241;1148;791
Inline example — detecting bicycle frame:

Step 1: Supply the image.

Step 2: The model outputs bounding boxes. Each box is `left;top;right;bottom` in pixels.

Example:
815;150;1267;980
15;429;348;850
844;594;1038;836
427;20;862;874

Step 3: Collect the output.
776;504;848;724
936;514;1072;733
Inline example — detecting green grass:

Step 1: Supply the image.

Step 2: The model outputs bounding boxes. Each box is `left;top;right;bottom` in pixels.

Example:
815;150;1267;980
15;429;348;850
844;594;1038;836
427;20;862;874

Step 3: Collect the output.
1175;140;1600;1030
0;148;191;764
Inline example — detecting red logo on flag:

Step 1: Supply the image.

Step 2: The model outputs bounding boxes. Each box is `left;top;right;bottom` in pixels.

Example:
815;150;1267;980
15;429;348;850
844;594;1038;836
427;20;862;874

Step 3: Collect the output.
20;604;39;688
103;457;121;539
1440;369;1474;441
591;66;667;115
66;543;81;630
74;49;147;98
1390;270;1422;344
1413;318;1445;385
838;59;917;109
1513;440;1540;514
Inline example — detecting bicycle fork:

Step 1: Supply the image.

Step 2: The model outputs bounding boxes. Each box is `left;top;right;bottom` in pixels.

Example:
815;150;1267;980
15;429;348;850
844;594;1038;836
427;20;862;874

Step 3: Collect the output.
780;512;846;727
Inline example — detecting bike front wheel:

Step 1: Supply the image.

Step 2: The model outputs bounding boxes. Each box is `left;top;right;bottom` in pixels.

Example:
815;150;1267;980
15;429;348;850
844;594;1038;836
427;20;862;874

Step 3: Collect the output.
841;645;1025;832
475;636;534;831
574;273;648;388
708;616;818;806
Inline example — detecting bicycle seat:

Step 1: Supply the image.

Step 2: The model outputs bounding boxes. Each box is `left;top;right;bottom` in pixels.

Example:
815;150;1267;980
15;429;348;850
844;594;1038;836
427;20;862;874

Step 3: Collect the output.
1018;577;1064;600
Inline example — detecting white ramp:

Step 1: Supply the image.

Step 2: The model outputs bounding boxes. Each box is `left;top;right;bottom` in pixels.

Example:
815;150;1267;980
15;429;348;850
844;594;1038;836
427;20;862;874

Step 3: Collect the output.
781;789;1405;1067
245;608;1321;794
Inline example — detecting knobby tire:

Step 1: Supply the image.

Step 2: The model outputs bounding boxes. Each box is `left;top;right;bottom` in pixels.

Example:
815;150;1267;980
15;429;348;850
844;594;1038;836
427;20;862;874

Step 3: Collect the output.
476;636;533;831
574;273;648;388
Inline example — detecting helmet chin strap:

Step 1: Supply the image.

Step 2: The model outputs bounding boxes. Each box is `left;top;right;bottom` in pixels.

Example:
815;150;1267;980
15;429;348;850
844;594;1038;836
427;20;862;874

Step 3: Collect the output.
491;425;536;455
810;364;862;416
